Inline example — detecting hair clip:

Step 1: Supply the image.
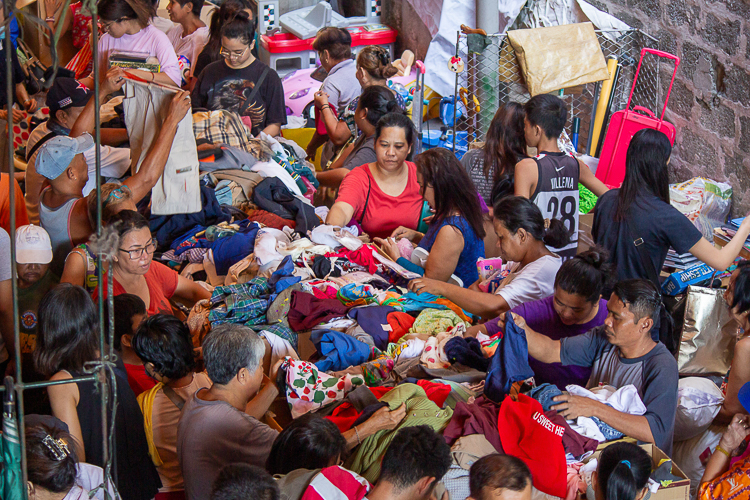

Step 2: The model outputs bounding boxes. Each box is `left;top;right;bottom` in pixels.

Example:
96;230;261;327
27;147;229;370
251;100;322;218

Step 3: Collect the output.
42;435;70;461
619;460;632;469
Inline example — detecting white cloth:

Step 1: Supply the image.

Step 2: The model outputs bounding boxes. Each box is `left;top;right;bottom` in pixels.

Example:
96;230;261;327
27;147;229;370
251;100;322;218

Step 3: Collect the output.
277;237;332;260
97;24;181;86
260;331;299;367
396;338;426;360
166;24;209;83
67;463;115;500
495;255;562;310
566;384;647;442
122;79;201;214
250;160;303;196
254;228;290;269
309;225;363;251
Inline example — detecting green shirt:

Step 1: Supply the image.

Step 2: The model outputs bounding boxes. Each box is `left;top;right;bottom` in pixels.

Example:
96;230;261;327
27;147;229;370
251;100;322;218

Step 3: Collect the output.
17;271;58;354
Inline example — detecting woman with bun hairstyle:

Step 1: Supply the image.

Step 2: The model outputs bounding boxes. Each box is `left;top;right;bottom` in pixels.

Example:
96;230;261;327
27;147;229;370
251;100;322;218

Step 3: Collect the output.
467;247;614;388
317;85;400;188
314;45;405;148
26;422;81;500
409;195;569;320
593;442;652;500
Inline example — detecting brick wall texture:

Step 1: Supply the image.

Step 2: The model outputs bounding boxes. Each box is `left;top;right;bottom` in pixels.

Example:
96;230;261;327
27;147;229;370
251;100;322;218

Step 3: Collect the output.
572;0;750;212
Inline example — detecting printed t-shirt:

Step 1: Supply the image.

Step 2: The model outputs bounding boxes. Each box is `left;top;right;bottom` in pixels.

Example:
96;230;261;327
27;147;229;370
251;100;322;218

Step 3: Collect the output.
95;260;178;317
17;271;59;353
560;325;679;454
335;161;423;239
0;173;29;234
166;24;209;84
97;25;181;86
593;190;702;283
460;148;494;205
494;255;561;311
191;58;287;136
177;387;279;500
486;296;606;389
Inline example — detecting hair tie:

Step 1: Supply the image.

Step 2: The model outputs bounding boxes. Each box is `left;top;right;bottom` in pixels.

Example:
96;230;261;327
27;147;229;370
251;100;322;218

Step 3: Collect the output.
42;435;70;461
619;460;632;469
544;218;551;229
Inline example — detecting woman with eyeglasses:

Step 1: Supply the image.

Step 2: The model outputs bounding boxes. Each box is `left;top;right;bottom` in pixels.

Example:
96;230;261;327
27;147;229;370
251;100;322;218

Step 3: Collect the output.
93;210;211;317
190;10;286;137
79;0;181;88
60;183;136;294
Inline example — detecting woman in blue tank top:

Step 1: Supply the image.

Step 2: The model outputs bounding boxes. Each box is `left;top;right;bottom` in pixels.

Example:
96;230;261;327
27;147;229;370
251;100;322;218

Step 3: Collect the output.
375;147;485;287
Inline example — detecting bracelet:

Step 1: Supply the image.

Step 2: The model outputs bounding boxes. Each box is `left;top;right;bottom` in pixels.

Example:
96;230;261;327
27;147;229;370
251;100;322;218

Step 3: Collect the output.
317;104;330;111
354;425;361;445
715;445;731;458
45;16;55;22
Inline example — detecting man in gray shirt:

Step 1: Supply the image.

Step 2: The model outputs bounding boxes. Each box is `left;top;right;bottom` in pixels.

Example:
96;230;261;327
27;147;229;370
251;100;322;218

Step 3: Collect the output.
511;279;678;454
177;324;280;500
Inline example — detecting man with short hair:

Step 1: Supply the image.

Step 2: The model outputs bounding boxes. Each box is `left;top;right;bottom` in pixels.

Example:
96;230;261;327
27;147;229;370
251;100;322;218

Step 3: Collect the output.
165;0;208;86
512;279;679;454
24;75;131;224
366;426;452;500
177;323;279;500
34;81;192;276
467;454;532;500
211;464;279;500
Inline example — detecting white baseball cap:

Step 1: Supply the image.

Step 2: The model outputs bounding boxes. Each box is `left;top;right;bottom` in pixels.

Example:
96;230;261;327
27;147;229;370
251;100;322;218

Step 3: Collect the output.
16;225;53;264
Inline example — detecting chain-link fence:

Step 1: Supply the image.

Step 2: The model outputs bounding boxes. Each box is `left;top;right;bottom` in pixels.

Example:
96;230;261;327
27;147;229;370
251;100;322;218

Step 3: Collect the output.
451;28;662;156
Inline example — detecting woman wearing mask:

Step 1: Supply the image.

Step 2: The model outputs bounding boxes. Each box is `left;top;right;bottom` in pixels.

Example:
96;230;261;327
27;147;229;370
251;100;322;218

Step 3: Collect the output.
409;196;569;319
316;85;398;189
375;147;486;288
326;112;423;239
93;210;211;317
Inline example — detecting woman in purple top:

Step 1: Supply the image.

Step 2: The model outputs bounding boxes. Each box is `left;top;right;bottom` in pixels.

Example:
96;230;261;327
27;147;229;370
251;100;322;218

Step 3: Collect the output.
467;247;614;389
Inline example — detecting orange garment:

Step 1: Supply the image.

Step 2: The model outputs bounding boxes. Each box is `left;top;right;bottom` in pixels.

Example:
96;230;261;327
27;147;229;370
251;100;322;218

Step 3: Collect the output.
0;173;30;235
698;455;750;500
387;312;415;343
434;298;472;323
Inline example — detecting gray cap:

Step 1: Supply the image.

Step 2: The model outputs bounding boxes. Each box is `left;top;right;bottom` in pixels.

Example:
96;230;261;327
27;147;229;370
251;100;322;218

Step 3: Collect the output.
35;134;95;180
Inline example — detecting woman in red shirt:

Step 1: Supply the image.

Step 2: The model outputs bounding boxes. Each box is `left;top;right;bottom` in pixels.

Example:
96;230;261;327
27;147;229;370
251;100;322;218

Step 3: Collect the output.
96;210;211;316
325;112;423;239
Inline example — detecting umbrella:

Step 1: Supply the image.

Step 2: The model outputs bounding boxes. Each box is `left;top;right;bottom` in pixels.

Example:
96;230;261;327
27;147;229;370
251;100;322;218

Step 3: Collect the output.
2;376;23;500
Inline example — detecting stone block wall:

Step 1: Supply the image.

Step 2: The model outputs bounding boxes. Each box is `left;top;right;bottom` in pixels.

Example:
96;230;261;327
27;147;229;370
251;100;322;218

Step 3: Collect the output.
587;0;750;212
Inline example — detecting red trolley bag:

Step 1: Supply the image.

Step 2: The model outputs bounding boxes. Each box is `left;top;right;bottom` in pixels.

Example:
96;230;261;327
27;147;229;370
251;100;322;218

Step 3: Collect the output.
595;48;680;189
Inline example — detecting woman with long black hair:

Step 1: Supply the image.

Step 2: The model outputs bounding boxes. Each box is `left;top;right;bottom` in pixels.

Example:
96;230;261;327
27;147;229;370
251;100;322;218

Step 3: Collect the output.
593;442;652;500
593;129;750;284
376;147;486;287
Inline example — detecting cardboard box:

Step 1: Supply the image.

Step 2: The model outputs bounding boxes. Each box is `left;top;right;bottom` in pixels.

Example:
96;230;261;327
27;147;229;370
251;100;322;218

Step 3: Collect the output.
578;212;595;254
585;444;690;500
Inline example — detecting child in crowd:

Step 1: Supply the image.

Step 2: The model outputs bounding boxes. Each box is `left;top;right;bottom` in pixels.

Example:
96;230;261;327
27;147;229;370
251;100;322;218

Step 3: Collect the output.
191;10;286;137
104;293;156;396
165;0;208;87
468;454;532;500
514;94;608;260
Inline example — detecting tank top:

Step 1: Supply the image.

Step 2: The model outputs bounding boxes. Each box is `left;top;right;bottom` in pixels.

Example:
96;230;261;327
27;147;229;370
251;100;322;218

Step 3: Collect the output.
417;215;485;287
530;152;579;260
39;188;78;276
68;363;161;500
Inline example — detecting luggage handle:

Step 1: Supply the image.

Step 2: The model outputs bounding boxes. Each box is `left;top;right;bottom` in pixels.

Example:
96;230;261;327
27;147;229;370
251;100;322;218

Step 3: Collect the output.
625;48;681;123
632;106;657;119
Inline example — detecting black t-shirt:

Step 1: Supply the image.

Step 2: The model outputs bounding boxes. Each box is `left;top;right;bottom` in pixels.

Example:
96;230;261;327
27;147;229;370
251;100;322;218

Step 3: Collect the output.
0;43;25;109
191;58;287;136
592;189;702;283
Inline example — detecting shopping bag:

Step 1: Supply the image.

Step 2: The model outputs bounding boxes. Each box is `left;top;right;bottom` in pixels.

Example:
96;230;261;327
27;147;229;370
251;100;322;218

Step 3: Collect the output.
677;286;740;376
507;22;610;96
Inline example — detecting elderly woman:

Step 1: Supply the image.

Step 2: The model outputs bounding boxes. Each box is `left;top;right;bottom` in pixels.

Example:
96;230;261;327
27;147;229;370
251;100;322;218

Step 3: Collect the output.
325;112;423;239
94;210;211;316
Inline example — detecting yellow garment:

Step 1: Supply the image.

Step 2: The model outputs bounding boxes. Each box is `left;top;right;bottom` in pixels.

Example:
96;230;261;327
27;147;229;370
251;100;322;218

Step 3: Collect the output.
137;383;165;467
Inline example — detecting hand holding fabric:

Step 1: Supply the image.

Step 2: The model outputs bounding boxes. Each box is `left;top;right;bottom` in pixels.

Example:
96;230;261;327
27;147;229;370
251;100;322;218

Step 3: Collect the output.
360;403;407;434
373;236;401;261
408;276;447;296
551;393;604;420
719;413;750;454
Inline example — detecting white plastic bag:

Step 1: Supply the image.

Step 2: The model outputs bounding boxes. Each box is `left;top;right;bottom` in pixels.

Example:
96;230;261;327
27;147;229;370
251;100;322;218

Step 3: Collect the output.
674;377;724;442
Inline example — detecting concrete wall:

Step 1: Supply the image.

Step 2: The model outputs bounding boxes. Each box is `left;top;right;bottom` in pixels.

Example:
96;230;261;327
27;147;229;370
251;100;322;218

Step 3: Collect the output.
586;0;750;212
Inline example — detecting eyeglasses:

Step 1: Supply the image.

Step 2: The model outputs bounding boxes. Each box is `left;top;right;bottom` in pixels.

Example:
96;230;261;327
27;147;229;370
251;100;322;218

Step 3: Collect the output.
220;46;249;60
99;17;129;32
119;238;157;260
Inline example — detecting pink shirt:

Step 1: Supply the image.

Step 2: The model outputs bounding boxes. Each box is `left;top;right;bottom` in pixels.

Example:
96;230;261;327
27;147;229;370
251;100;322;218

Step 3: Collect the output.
97;24;181;86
